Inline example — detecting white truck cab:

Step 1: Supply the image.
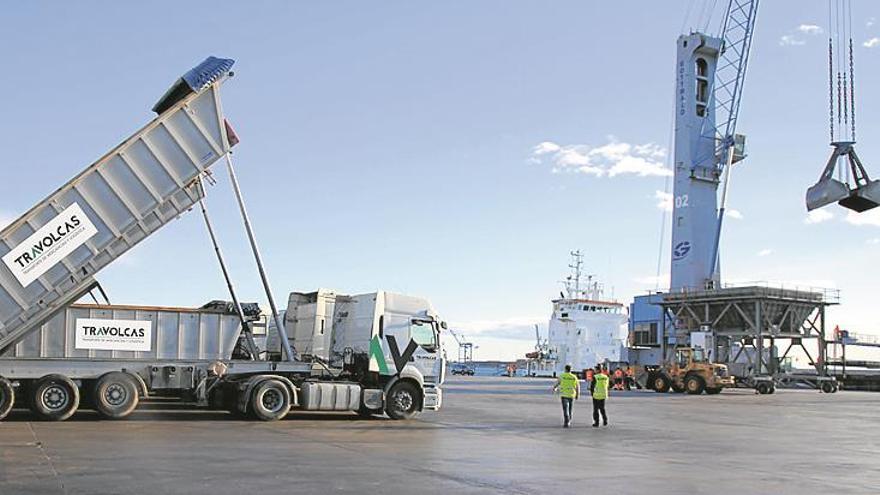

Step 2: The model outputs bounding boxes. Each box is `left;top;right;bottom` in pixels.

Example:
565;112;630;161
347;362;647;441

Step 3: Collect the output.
267;289;447;417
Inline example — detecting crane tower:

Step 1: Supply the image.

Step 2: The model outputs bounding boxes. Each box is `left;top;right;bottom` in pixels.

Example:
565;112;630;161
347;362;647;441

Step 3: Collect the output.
669;33;726;291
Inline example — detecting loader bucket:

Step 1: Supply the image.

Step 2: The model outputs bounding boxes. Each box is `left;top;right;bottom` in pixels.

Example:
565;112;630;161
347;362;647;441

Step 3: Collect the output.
838;180;880;212
805;178;849;211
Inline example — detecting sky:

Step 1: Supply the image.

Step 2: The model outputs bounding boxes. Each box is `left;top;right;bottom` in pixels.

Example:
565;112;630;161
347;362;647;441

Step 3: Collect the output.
1;1;879;361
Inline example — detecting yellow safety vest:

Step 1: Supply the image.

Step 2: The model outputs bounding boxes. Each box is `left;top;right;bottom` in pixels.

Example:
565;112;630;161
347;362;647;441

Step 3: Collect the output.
558;372;579;399
593;374;609;400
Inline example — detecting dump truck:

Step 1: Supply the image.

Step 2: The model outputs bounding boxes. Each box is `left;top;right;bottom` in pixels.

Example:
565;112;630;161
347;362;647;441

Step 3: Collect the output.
0;57;446;422
645;347;734;395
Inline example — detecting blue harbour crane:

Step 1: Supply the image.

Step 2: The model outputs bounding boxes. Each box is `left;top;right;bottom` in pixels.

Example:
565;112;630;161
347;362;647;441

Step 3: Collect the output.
632;1;871;381
670;0;758;291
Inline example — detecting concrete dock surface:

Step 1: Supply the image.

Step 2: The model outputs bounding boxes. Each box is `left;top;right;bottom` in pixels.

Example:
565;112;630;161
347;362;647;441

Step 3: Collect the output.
0;376;877;494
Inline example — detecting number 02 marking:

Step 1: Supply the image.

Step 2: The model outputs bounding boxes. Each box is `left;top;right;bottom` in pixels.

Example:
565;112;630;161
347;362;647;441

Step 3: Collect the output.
675;195;689;208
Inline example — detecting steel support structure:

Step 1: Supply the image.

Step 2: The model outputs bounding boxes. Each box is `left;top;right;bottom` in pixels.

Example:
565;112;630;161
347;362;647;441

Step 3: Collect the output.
657;286;837;382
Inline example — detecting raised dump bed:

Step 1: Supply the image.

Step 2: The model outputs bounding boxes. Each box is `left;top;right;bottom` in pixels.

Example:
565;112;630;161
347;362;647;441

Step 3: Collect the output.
0;57;237;353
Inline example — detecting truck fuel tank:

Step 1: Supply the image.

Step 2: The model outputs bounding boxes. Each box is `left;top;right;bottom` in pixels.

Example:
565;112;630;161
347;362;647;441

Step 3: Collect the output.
299;381;361;411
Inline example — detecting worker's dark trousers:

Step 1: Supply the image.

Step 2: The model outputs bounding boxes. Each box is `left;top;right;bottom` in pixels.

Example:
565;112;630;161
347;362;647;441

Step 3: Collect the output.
561;397;573;425
592;399;607;425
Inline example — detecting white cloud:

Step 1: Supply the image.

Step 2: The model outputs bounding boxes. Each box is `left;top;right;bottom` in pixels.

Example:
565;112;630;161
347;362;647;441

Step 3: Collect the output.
868;17;876;28
608;155;671;177
805;209;834;224
865;38;880;48
867;238;880;245
532;141;560;156
780;24;823;47
530;138;671;178
727;209;743;220
798;24;823;35
845;208;880;226
779;35;806;46
454;316;546;342
655;190;672;212
757;248;774;257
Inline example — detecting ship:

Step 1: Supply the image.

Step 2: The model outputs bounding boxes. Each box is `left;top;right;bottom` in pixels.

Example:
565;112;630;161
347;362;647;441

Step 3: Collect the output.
545;251;628;376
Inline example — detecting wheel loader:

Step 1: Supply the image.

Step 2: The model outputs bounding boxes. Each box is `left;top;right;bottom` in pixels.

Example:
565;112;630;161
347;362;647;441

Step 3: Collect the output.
646;347;734;395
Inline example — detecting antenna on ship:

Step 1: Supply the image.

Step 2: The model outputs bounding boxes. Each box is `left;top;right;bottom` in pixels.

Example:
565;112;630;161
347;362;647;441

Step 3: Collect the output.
564;250;584;299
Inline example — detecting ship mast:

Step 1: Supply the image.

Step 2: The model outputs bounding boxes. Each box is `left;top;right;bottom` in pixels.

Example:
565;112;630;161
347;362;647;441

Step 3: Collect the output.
565;250;584;299
561;250;606;301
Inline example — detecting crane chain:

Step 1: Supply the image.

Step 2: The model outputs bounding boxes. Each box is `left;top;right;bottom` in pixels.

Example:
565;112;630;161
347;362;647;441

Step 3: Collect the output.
828;38;834;143
849;37;856;141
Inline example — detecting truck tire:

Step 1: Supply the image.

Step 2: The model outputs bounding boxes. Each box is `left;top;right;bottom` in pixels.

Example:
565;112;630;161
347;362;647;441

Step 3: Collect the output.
705;387;723;395
31;374;80;421
386;381;421;420
756;382;772;395
652;374;671;393
685;375;705;395
0;377;14;421
94;372;139;420
820;381;835;394
250;379;291;421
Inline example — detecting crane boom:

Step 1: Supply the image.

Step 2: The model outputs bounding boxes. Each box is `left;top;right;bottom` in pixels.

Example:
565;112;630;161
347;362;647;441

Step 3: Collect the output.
711;0;760;159
706;0;760;286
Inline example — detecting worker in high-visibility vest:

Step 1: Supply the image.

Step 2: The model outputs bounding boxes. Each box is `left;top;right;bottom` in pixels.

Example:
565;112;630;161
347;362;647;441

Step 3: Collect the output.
552;364;580;428
591;364;610;428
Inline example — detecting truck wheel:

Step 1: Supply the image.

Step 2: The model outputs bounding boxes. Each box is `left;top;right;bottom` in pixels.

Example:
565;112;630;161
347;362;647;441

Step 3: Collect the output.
756;382;772;395
0;377;14;421
31;374;80;421
705;387;723;395
251;380;291;421
386;381;421;420
820;381;835;394
685;375;705;395
652;374;671;393
94;372;139;420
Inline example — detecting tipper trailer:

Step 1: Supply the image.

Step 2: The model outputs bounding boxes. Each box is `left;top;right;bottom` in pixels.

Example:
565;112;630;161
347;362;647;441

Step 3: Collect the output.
0;57;446;422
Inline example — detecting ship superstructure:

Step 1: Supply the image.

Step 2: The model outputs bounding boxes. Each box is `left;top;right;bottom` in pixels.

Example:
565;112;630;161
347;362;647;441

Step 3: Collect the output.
547;251;628;375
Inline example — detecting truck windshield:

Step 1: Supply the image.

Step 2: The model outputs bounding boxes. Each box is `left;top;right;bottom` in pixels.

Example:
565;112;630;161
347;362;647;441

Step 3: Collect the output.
410;320;437;352
693;349;706;362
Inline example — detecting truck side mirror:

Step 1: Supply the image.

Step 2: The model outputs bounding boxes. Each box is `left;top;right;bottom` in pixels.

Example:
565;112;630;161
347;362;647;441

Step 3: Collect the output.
440;321;447;330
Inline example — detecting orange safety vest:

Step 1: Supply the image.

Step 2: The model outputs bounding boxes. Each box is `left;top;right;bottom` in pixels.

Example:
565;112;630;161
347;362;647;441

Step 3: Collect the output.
586;369;594;381
614;369;623;379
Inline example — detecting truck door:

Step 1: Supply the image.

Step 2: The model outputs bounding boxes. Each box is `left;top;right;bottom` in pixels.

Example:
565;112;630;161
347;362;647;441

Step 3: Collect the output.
409;320;442;382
